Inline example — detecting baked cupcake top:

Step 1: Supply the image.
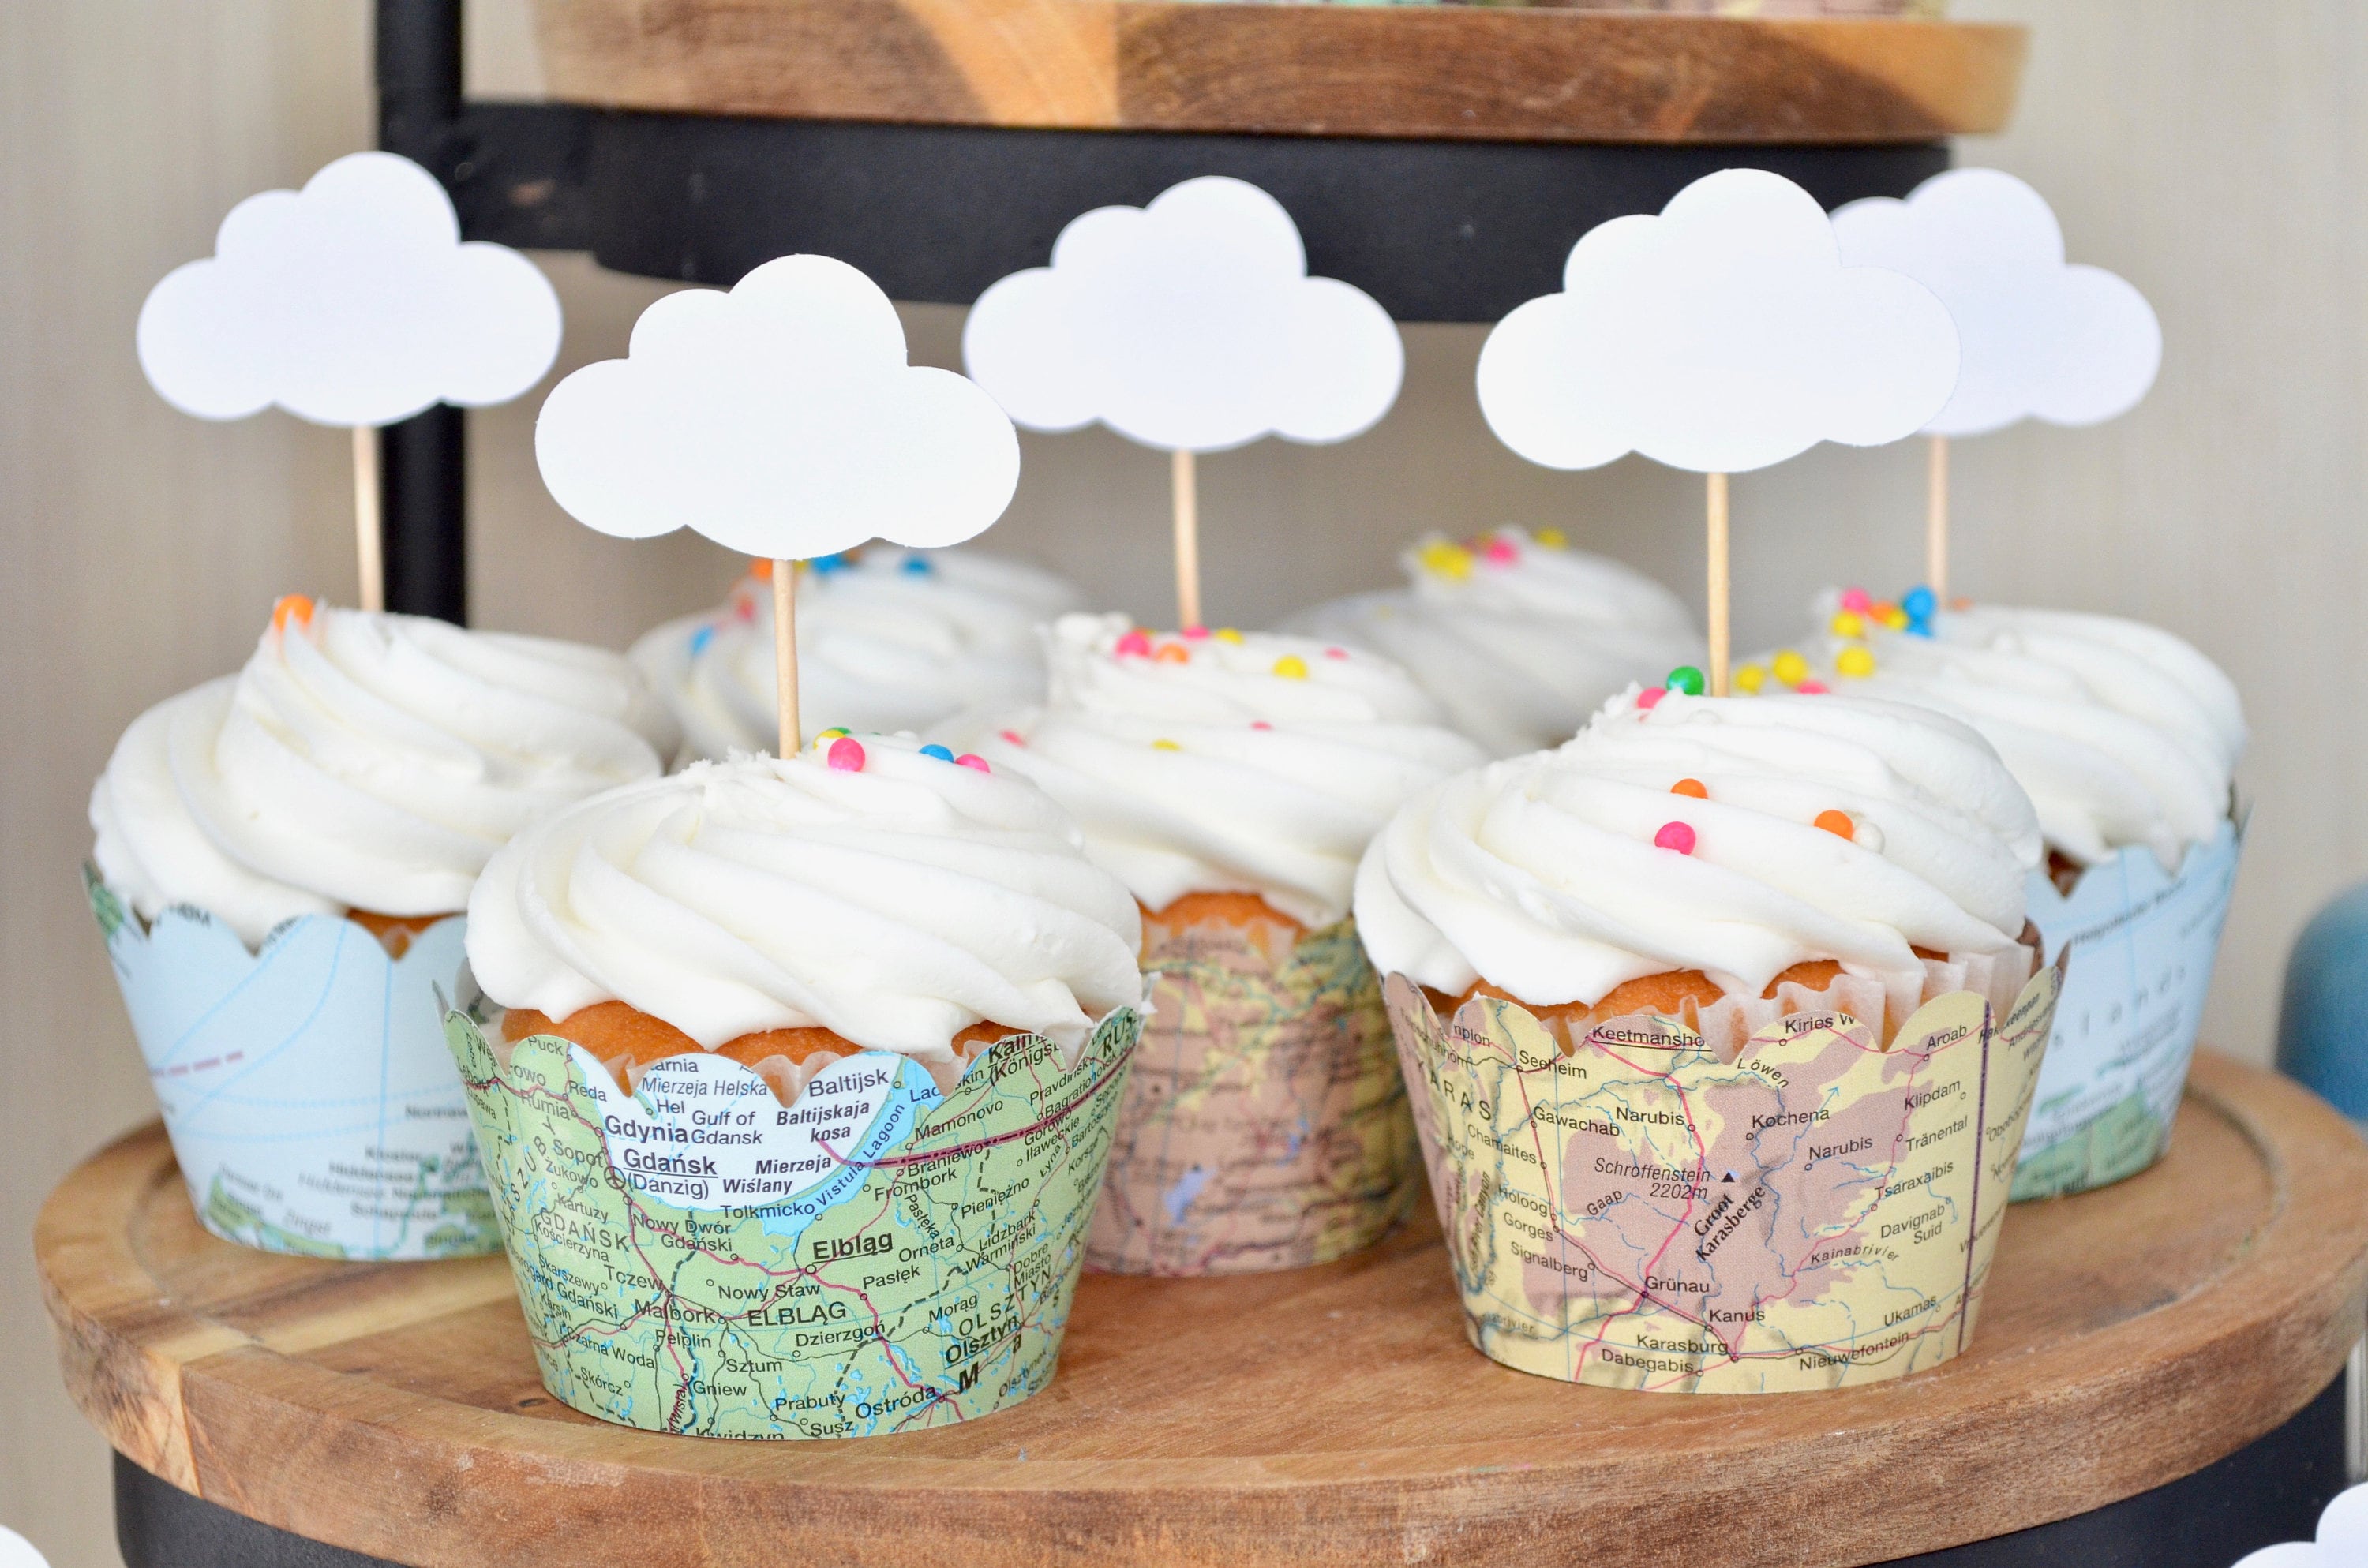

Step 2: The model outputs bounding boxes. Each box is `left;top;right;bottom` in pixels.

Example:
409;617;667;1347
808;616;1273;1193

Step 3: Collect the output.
465;743;1145;1060
1354;686;2042;1010
90;600;679;947
1763;590;2244;871
1283;526;1703;758
975;612;1485;929
632;547;1082;763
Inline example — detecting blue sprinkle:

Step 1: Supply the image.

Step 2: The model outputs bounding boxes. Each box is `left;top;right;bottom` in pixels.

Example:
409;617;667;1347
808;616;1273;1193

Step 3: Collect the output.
900;554;934;575
1901;585;1937;620
920;743;954;762
688;624;716;656
1905;618;1935;639
811;552;850;574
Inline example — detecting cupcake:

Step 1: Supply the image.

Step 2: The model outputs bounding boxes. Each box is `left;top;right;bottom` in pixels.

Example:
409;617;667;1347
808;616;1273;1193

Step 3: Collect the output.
632;546;1082;763
975;612;1485;1275
1354;687;2066;1391
86;597;677;1259
1767;591;2245;1199
449;740;1148;1438
1283;526;1703;757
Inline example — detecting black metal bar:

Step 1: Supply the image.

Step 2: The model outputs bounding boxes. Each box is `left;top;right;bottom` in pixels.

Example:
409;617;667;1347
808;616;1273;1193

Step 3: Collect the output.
373;0;469;624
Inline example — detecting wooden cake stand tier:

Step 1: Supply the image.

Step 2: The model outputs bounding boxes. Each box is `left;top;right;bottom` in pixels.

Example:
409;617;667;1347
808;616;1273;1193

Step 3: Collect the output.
39;1052;2368;1568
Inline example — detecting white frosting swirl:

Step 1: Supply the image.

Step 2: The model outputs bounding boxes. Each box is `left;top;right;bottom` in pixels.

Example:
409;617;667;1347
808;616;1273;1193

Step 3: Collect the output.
632;547;1081;762
1781;600;2244;871
90;606;677;948
465;745;1145;1060
1354;688;2041;1010
976;612;1486;927
1284;526;1703;757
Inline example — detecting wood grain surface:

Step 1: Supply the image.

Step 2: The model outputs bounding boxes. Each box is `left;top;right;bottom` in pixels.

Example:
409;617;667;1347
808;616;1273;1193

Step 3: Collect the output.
530;0;2026;144
36;1051;2368;1568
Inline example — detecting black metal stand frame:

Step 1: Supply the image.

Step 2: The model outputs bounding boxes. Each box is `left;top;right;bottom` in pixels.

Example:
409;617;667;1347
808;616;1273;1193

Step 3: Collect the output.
366;0;1950;624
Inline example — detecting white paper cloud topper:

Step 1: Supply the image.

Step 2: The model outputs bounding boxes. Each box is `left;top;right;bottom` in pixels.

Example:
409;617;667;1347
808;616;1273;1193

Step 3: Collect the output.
535;254;1021;561
961;176;1404;454
1832;167;2162;438
137;152;562;428
1476;168;1961;475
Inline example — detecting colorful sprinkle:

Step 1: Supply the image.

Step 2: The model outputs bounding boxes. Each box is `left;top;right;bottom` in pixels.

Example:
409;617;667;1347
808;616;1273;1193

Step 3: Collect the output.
1153;642;1190;664
998;729;1026;747
1671;778;1708;799
1839;587;1873;614
1830;610;1867;638
1665;664;1706;697
733;596;757;623
826;736;866;772
1796;679;1830;695
1418;540;1474;581
688;624;716;657
1637;687;1667;710
1483;537;1519;567
1151;739;1182;752
1879;607;1910;631
1654;821;1698;855
1325;646;1348;660
1115;629;1153;657
1272;654;1309;679
1814;810;1855;840
900;555;933;575
1902;586;1937;621
1213;627;1244;645
1906;619;1935;639
1836;646;1878;678
816;726;850;742
920;743;954;762
271;593;314;633
1534;527;1568;549
1734;663;1767;694
1250;720;1273;732
956;754;991;773
1771;649;1808;687
747;558;774;582
1182;624;1211;640
811;552;851;574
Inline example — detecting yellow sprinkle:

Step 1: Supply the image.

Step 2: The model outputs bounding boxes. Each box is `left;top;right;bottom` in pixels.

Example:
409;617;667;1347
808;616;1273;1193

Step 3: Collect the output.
1151;739;1182;752
1213;627;1244;645
1417;540;1473;581
1272;654;1309;680
815;727;850;746
1771;649;1809;687
1880;607;1910;631
1533;527;1568;549
1830;611;1866;638
1836;646;1878;678
1733;664;1767;694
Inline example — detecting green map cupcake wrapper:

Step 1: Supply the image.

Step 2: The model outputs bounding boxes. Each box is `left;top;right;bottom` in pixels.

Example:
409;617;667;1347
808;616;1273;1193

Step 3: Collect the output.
2010;818;2242;1202
1384;960;2063;1394
86;869;499;1261
448;1005;1141;1439
1086;915;1418;1276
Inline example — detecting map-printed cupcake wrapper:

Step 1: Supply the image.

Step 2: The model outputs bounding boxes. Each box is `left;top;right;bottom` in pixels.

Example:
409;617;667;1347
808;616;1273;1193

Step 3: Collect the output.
1087;915;1418;1276
1384;952;2064;1394
448;1006;1141;1440
85;868;499;1262
2010;818;2243;1202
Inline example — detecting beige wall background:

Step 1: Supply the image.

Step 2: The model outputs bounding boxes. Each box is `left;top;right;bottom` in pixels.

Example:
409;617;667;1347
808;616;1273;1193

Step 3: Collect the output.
3;2;2362;1562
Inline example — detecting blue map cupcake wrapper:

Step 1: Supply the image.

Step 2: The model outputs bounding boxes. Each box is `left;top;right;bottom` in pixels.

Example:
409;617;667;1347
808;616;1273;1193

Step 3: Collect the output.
2010;818;2243;1202
448;1005;1141;1439
85;868;499;1260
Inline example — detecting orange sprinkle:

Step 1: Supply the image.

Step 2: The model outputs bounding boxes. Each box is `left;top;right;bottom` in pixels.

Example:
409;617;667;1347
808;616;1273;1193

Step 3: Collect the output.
1153;642;1190;664
1670;778;1708;799
272;593;314;633
1814;810;1856;840
748;558;774;581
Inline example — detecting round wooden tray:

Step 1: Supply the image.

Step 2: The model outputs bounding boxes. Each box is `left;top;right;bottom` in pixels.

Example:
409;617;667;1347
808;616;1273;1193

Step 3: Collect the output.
39;1051;2368;1568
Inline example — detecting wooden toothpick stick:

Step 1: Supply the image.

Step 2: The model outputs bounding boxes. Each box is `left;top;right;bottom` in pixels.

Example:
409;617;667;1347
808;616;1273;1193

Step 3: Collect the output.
1925;433;1950;601
773;559;800;758
1171;447;1201;631
1706;472;1731;698
353;425;384;612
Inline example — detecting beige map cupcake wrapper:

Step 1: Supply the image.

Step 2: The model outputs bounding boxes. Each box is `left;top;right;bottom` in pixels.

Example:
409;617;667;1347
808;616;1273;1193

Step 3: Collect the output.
448;1005;1141;1439
1384;949;2064;1394
1087;915;1418;1276
2011;816;2243;1202
86;868;498;1262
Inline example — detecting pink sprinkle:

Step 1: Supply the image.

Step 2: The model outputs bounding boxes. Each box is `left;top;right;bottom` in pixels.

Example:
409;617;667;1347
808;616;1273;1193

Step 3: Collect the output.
1324;646;1348;659
734;597;757;622
1839;587;1872;614
1654;821;1698;855
827;736;866;772
1181;624;1210;640
1483;538;1518;566
1637;686;1666;710
1250;720;1273;731
1797;680;1830;694
1115;629;1153;657
955;753;991;773
998;728;1026;747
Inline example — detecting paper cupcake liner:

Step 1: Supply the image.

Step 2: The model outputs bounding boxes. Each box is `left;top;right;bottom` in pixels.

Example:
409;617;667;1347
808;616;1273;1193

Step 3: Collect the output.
1086;914;1418;1276
85;867;498;1261
2010;817;2243;1202
448;1003;1141;1439
1384;946;2064;1394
